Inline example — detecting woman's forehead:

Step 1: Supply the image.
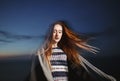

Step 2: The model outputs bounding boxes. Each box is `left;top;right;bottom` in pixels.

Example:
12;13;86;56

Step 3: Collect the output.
54;24;63;30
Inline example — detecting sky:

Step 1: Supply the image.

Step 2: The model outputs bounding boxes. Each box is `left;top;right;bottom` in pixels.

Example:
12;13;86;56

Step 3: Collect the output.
0;0;120;57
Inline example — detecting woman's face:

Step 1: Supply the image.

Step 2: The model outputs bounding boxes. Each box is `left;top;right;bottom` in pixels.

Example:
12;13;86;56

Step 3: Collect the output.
52;24;63;44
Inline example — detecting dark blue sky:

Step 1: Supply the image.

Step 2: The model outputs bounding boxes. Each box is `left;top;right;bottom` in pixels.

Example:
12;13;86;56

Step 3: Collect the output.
0;0;120;57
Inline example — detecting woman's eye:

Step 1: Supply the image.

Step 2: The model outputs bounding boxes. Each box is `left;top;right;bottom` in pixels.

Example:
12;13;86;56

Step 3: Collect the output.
53;31;56;33
59;31;62;33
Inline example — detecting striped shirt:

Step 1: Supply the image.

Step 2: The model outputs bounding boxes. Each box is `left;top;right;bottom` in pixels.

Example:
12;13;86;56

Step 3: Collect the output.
50;47;68;81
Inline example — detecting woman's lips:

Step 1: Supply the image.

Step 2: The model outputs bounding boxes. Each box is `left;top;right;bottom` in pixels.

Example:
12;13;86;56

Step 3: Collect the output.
55;38;59;40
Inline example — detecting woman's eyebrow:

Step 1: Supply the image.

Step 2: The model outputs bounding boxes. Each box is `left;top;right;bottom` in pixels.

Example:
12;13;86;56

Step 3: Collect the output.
58;30;62;31
54;29;62;31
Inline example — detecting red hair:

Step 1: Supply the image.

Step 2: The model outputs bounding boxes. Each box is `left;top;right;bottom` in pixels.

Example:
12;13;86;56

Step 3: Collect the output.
41;20;98;67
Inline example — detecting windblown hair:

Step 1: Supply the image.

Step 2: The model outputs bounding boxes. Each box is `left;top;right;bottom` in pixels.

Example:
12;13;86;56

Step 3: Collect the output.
41;20;98;67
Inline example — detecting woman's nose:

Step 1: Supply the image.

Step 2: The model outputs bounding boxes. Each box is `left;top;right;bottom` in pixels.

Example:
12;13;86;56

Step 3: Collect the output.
55;32;58;36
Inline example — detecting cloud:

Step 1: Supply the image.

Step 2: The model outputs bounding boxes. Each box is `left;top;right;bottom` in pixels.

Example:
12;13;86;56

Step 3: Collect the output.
0;39;13;43
1;25;119;43
82;26;119;37
0;30;44;43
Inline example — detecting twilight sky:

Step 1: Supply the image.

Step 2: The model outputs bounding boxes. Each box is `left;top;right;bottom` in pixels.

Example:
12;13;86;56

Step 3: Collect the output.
0;0;120;57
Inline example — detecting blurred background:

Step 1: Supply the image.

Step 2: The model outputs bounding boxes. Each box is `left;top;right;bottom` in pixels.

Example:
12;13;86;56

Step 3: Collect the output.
0;0;120;81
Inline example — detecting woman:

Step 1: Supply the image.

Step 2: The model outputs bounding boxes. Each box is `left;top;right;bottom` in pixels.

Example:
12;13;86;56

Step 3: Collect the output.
27;20;116;81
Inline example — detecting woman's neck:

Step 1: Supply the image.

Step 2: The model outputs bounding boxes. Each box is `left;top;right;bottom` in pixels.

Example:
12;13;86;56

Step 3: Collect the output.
52;43;58;48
